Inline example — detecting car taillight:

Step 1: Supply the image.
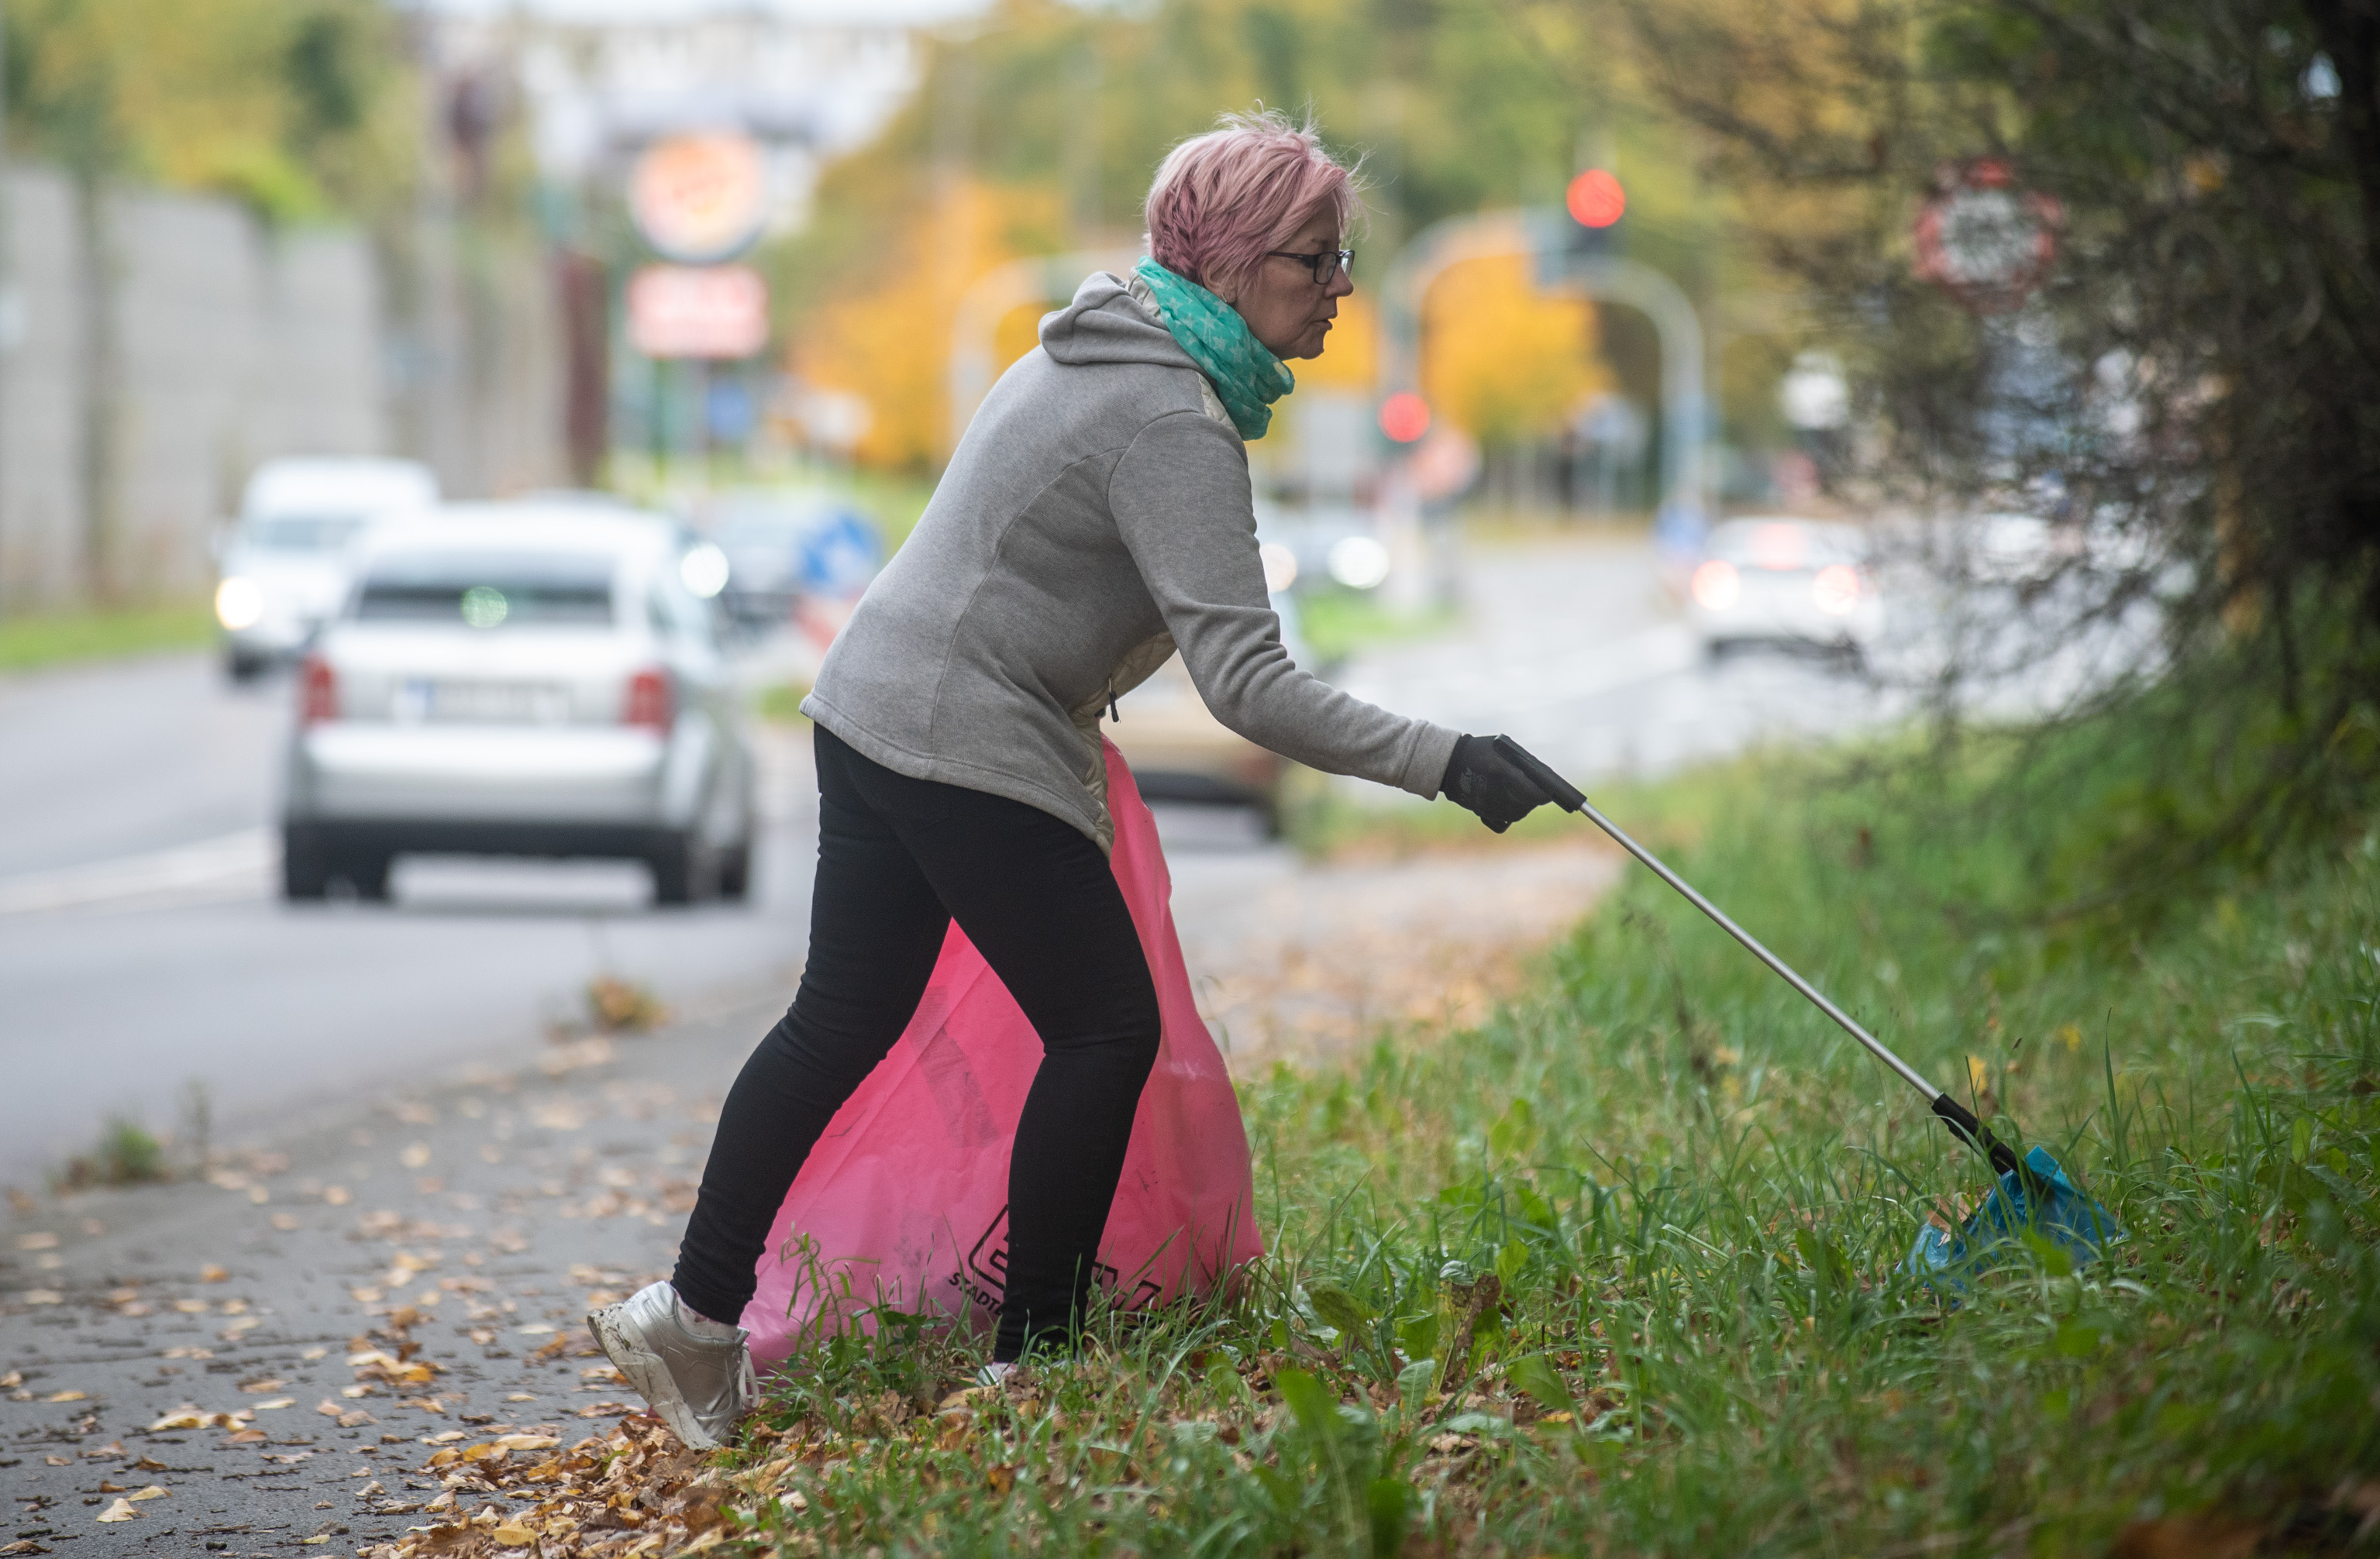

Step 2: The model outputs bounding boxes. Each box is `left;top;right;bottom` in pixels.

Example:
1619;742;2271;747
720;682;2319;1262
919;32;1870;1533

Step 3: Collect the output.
1690;559;1741;611
1812;563;1863;616
298;654;338;724
624;667;673;731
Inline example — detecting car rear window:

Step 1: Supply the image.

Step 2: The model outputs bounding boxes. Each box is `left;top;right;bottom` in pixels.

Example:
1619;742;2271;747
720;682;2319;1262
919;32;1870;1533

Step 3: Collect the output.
355;552;615;626
244;515;370;552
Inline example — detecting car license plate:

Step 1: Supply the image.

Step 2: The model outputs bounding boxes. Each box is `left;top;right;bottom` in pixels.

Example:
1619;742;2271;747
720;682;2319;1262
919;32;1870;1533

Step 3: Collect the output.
394;678;570;724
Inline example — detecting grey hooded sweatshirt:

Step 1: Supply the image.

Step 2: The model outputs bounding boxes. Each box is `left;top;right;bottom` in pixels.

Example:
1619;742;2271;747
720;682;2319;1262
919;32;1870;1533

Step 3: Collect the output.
800;270;1459;851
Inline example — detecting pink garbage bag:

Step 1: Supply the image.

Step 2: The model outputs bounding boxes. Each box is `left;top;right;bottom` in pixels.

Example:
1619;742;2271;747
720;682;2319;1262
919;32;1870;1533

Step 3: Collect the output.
739;738;1264;1369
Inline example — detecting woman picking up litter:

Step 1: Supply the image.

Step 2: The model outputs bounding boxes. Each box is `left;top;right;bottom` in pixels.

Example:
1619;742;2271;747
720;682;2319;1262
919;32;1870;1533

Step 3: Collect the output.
590;108;1563;1450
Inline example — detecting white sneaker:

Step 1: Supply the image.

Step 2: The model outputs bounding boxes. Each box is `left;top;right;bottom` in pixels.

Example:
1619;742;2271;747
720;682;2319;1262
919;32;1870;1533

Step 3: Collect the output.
587;1282;757;1452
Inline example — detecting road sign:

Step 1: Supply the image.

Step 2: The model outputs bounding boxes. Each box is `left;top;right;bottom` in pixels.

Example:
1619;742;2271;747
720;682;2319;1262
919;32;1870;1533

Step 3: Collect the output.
626;265;770;360
629;132;768;263
1913;160;2062;312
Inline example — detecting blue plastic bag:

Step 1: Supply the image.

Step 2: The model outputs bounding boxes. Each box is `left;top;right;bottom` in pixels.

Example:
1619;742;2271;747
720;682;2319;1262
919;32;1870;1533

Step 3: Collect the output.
1905;1144;2120;1286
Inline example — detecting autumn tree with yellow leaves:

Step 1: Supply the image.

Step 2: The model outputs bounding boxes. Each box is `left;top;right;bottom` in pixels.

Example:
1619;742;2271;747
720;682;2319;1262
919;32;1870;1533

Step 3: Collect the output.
763;0;1727;476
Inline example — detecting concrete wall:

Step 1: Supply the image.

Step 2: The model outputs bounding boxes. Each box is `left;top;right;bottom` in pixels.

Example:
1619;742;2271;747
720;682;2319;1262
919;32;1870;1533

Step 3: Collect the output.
0;166;570;611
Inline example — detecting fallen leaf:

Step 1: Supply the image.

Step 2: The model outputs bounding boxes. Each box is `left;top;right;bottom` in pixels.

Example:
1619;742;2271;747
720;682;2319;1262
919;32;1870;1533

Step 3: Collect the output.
322;1186;352;1206
316;1399;344;1417
494;1434;558;1451
301;1346;328;1361
252;1397;296;1411
96;1481;123;1492
505;1392;538;1402
15;1232;58;1251
349;1287;383;1303
516;1323;556;1335
424;1430;466;1444
95;1498;139;1523
223;1429;267;1445
400;1143;433;1168
2110;1516;2264;1559
172;1299;210;1314
491;1524;535;1546
22;1289;61;1305
0;1371;18;1388
147;1407;218;1430
340;1385;374;1399
239;1378;286;1393
199;1264;229;1283
0;1538;53;1554
43;1389;85;1402
128;1485;169;1502
270;1213;301;1231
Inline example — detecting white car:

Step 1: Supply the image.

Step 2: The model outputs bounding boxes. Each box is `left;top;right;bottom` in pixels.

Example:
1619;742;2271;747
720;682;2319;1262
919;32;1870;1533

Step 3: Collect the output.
1686;517;1883;659
278;503;756;907
213;457;441;680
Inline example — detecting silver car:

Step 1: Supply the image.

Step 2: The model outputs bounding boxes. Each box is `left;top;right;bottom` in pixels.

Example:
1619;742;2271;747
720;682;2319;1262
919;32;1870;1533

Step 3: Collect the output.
1686;517;1884;660
215;457;442;680
279;504;756;907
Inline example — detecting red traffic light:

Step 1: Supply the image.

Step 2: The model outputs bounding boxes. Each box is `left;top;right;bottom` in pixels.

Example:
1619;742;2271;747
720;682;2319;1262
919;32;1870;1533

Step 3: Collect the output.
1379;392;1431;443
1566;169;1626;229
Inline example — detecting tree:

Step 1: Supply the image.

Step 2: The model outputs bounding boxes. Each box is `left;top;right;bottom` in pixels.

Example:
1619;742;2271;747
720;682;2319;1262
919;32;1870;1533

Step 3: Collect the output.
1610;0;2380;902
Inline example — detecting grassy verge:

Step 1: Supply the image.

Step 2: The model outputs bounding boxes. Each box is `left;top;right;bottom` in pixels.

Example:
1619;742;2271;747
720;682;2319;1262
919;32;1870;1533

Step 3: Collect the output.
0;601;214;673
694;731;2379;1557
1299;590;1460;665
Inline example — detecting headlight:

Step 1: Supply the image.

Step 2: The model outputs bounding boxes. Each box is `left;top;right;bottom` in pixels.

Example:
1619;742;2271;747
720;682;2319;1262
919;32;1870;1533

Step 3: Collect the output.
1812;564;1862;616
1689;559;1741;611
214;576;266;631
1326;535;1391;590
1259;542;1299;593
680;542;731;599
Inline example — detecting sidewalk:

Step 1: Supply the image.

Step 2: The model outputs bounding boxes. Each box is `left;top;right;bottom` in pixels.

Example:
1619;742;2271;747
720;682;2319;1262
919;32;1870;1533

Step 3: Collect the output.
1;826;1617;1558
0;992;784;1557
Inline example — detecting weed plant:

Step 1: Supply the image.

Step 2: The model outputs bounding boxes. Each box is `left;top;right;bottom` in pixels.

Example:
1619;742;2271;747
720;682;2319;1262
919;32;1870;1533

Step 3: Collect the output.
716;734;2380;1557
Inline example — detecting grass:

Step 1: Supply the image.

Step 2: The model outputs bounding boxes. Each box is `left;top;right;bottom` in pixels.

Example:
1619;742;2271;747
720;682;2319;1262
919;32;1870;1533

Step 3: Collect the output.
1299;590;1460;666
698;726;2380;1557
0;600;215;673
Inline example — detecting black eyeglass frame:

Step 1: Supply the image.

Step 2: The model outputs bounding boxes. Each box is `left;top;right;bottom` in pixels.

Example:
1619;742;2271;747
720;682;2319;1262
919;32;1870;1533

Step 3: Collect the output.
1266;247;1355;285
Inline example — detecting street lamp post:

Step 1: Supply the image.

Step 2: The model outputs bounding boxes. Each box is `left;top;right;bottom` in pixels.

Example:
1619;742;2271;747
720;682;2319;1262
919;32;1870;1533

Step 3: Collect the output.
945;248;1139;456
1377;207;1710;531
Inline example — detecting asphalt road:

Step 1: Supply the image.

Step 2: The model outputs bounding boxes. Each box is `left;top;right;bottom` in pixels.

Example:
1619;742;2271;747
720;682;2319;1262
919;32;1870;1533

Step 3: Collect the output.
0;533;1899;1187
0;656;825;1185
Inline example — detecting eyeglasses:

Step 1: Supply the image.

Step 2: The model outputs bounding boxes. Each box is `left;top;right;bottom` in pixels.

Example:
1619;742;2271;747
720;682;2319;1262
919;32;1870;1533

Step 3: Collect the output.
1266;247;1354;286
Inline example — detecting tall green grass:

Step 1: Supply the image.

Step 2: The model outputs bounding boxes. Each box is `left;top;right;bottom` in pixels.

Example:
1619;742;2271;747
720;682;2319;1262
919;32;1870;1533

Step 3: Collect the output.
719;733;2380;1557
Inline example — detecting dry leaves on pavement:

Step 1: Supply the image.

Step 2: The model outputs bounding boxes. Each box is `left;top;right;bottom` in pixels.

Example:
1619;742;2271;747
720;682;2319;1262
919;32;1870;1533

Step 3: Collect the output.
356;1416;742;1558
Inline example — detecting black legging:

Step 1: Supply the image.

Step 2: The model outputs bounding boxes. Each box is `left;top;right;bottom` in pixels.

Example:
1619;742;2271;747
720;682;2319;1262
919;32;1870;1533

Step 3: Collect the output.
672;724;1163;1361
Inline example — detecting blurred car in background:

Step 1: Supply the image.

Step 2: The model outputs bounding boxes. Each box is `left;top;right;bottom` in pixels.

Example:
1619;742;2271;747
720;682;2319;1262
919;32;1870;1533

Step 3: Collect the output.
1254;500;1393;597
214;457;441;680
1687;517;1882;659
280;501;753;907
1104;592;1312;835
703;487;883;640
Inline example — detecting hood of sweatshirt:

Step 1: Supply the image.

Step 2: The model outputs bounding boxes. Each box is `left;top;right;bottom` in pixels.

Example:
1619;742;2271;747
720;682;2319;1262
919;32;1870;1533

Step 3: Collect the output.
1039;271;1200;371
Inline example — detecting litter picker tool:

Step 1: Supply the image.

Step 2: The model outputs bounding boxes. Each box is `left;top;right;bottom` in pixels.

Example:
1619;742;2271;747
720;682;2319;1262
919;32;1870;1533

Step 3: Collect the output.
1489;735;2117;1274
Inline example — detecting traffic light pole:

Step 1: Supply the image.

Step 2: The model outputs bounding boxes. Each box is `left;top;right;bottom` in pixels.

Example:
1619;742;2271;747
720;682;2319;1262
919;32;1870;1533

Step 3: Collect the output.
1377;207;1708;529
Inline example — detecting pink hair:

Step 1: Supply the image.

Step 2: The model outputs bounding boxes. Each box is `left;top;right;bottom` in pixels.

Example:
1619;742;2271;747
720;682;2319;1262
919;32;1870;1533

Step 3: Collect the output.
1143;108;1359;299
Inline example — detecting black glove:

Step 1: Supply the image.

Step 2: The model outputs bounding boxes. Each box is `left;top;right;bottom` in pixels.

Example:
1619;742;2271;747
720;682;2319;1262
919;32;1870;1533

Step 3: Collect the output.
1441;734;1561;833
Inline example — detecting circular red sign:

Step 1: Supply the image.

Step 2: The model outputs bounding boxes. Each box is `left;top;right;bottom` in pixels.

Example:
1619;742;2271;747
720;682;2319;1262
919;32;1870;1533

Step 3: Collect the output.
1913;159;2062;312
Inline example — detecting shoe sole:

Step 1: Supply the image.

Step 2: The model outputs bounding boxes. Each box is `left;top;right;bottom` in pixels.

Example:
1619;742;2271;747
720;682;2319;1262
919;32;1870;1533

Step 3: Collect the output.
585;1305;721;1453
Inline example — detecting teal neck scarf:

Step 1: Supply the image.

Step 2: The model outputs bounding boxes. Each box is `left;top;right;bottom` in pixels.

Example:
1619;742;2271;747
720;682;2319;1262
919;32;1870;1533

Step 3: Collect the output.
1133;257;1295;440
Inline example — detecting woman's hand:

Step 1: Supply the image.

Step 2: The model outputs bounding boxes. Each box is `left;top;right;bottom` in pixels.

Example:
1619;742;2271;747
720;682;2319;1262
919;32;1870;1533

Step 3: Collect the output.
1441;735;1564;833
